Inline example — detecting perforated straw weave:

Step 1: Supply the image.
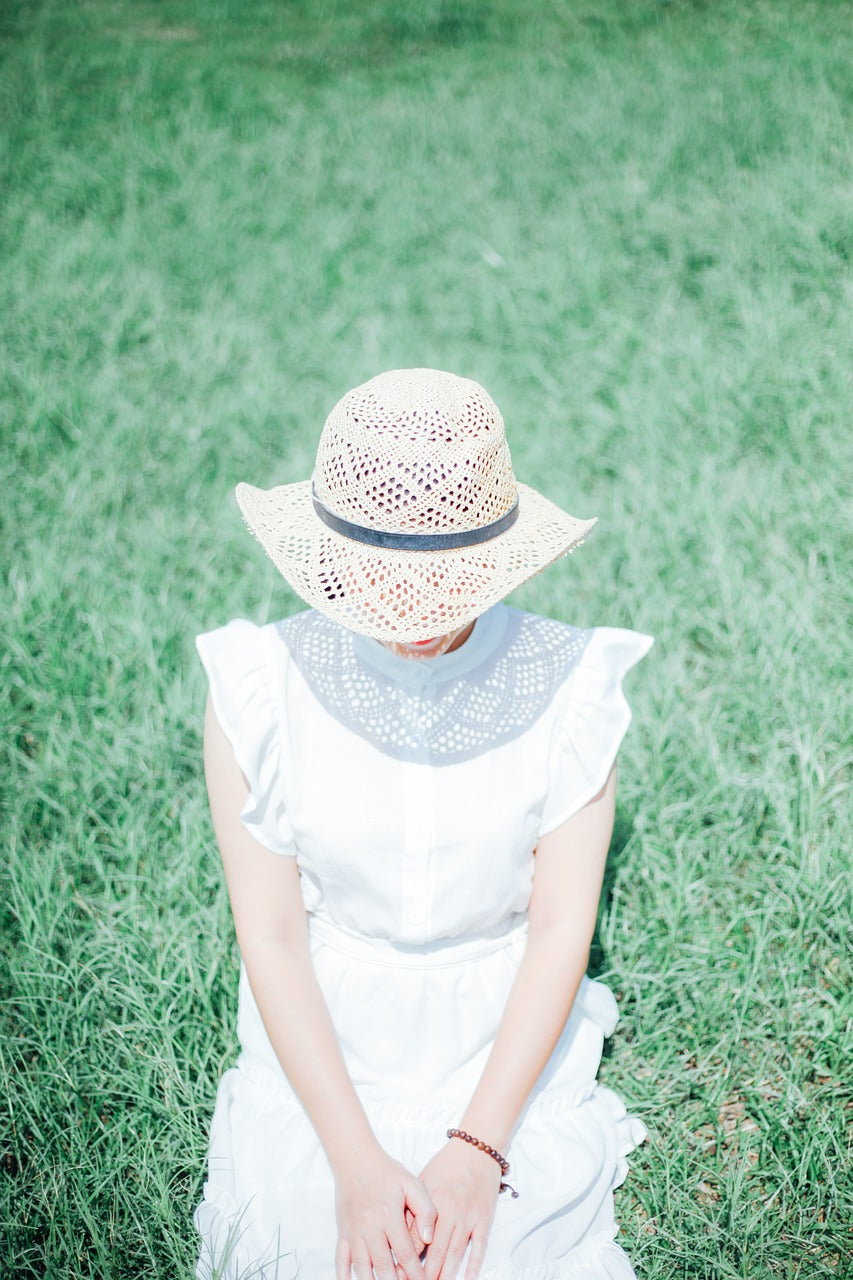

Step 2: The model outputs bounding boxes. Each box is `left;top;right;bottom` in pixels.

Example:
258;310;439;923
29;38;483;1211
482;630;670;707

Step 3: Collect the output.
236;369;596;643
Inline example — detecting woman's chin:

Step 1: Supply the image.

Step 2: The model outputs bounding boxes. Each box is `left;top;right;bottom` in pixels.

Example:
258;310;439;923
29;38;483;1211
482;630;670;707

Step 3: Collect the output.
386;637;447;661
382;620;476;661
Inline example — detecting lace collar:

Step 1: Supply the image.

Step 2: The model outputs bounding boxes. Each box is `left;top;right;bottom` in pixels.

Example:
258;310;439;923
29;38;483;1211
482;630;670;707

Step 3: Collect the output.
276;605;590;766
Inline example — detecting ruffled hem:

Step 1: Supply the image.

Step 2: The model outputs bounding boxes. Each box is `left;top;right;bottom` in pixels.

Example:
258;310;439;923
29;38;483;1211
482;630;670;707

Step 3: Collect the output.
195;1183;298;1280
479;1231;636;1280
235;1053;645;1144
195;1064;646;1280
195;1212;636;1280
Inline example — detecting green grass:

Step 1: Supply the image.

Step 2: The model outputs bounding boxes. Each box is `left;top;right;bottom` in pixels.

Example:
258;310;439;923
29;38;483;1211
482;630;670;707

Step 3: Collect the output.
1;0;851;1275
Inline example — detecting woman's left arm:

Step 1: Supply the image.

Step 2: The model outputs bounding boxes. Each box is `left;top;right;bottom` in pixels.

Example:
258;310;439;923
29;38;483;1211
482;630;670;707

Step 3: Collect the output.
416;765;617;1280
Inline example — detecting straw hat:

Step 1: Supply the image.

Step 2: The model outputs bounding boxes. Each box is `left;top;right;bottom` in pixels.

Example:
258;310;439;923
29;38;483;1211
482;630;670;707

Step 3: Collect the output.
236;368;596;643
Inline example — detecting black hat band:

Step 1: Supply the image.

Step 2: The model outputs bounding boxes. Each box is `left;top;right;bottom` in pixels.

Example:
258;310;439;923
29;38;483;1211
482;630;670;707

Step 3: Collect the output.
312;486;520;552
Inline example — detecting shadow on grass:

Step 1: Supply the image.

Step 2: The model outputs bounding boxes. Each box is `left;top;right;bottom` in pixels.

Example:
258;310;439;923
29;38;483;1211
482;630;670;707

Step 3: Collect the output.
589;799;635;981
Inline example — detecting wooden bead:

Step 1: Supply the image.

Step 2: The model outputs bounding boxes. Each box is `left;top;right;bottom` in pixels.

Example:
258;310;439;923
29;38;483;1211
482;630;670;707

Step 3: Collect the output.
446;1128;511;1177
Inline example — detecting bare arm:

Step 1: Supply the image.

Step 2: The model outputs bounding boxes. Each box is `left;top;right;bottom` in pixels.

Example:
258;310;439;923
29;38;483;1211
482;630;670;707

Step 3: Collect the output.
461;764;616;1148
418;766;617;1280
203;696;434;1280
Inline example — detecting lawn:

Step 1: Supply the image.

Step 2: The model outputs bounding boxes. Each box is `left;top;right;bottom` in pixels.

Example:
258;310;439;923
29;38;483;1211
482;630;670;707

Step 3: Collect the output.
1;0;851;1276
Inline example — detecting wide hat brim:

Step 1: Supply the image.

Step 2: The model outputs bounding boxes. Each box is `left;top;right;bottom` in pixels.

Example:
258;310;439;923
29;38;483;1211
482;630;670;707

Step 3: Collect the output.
236;479;596;643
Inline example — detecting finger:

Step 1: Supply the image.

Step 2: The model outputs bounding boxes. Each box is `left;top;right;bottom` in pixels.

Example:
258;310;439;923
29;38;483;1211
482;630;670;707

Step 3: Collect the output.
404;1174;436;1246
404;1206;425;1256
388;1221;424;1280
464;1228;488;1280
437;1227;469;1280
424;1221;453;1280
368;1233;400;1280
351;1239;374;1280
335;1238;352;1280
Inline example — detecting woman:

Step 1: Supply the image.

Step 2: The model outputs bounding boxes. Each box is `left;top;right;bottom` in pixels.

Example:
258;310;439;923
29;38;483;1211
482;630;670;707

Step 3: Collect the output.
195;368;652;1280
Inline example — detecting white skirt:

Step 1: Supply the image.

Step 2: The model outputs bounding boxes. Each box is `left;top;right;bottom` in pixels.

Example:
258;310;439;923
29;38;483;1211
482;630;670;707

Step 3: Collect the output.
195;917;646;1280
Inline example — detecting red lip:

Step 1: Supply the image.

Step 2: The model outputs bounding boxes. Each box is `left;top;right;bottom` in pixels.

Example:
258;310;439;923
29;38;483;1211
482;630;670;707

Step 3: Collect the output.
411;637;438;647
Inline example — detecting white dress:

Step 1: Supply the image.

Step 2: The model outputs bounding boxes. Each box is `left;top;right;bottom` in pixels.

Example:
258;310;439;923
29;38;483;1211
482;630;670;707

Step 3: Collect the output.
195;603;653;1280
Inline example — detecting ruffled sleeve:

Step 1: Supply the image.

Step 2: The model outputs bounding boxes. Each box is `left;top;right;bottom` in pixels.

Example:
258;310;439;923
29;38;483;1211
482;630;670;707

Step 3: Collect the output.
538;627;654;836
196;619;297;857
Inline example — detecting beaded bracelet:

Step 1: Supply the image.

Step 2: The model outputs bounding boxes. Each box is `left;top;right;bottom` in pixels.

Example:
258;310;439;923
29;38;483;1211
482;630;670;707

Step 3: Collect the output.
446;1128;519;1198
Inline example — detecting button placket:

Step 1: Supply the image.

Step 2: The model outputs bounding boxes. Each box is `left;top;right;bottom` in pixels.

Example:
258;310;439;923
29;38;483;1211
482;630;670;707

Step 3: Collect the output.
399;673;436;943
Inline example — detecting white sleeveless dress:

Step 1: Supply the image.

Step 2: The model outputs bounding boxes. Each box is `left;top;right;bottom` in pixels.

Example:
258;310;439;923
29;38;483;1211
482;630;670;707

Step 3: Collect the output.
195;603;653;1280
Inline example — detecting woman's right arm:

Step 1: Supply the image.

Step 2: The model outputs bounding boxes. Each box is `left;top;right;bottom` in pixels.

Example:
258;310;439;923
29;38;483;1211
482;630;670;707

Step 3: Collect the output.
203;695;434;1280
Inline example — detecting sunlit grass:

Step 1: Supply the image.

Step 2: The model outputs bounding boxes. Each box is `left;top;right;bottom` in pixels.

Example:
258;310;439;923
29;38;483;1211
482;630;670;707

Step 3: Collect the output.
2;0;851;1275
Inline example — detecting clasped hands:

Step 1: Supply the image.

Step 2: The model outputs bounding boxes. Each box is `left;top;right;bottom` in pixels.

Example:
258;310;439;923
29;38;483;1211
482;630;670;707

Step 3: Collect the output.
335;1138;502;1280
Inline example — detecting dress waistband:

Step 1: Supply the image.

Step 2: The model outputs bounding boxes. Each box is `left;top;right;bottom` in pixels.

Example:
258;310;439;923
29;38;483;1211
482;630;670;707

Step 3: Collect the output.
308;914;529;969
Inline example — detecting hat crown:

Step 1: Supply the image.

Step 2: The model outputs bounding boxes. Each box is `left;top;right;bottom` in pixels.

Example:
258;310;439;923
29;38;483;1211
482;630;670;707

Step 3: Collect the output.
313;369;518;535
